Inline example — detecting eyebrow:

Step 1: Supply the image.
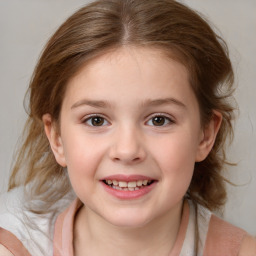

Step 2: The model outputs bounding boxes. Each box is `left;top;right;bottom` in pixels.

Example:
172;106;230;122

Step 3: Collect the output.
71;99;111;109
141;98;187;109
71;97;186;109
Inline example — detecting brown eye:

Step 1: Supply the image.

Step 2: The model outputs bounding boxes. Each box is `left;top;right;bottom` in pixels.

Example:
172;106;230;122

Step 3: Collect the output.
152;116;165;126
84;116;107;126
146;115;173;127
91;117;104;126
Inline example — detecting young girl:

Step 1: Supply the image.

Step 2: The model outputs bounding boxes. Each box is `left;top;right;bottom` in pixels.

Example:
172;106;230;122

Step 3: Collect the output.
0;0;255;255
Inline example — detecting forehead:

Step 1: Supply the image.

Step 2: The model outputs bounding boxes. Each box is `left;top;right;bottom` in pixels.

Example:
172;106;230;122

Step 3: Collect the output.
63;46;197;109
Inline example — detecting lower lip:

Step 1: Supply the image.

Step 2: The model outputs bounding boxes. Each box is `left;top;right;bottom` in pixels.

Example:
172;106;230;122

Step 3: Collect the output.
101;181;157;200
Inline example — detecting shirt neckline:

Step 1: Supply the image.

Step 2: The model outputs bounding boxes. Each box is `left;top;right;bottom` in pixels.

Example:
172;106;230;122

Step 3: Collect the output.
53;199;190;256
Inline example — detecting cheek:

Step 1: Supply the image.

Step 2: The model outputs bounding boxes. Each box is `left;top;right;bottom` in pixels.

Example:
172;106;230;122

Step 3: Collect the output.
154;131;198;162
152;133;198;182
63;141;104;202
61;134;106;186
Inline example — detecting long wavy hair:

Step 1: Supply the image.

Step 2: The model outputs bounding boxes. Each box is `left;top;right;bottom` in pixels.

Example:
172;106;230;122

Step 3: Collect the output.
9;0;235;214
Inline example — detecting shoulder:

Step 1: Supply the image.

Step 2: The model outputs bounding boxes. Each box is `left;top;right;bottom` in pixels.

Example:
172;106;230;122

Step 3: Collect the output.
1;186;76;256
238;234;256;256
0;245;14;256
0;187;54;255
0;188;24;229
203;214;248;255
207;214;246;239
0;227;31;256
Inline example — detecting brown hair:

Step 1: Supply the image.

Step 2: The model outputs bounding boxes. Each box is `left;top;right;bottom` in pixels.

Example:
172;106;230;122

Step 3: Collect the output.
9;0;235;213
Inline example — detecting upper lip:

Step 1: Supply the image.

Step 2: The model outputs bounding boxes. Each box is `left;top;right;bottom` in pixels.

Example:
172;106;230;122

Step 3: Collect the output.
101;174;156;182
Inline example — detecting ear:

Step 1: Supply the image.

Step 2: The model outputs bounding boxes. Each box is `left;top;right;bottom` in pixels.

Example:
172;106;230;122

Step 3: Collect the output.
42;114;67;167
196;110;222;162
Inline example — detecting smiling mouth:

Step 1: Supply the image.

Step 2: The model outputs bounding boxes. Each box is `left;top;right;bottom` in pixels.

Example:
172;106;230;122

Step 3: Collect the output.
103;179;155;191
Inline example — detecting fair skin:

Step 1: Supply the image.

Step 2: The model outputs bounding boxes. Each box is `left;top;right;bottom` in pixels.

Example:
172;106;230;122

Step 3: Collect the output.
0;245;14;256
43;46;222;255
1;48;255;256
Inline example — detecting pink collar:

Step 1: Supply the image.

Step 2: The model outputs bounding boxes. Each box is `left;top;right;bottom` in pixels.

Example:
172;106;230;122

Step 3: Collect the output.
53;199;189;256
53;198;82;256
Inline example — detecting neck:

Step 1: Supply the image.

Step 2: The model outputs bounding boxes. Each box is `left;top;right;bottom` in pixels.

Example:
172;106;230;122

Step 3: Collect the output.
74;201;184;256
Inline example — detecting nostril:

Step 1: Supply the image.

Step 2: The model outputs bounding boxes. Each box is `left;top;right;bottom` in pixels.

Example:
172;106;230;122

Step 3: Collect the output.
113;157;141;163
109;142;146;163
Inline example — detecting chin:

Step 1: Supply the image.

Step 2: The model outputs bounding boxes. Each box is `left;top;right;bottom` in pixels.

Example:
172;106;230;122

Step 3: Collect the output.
104;211;153;229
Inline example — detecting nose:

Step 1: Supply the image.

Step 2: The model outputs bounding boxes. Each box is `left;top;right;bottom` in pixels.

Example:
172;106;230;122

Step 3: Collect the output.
109;125;146;164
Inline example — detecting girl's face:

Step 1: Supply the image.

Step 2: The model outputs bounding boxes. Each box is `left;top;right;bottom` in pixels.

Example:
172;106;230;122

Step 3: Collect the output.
45;47;219;228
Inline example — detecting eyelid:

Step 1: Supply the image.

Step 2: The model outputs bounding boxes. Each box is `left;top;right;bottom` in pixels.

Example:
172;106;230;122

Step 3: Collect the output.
80;112;175;126
145;112;175;126
82;113;110;126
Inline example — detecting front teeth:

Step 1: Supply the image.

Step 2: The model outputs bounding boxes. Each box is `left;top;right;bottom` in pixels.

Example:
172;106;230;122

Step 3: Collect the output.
119;181;128;188
128;181;137;188
105;180;151;190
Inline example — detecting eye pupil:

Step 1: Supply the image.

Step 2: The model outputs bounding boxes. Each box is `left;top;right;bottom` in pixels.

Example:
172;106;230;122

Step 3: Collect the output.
92;117;104;126
152;116;165;126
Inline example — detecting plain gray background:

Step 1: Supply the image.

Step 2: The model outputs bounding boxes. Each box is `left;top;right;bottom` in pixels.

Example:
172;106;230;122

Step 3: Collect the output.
0;1;255;235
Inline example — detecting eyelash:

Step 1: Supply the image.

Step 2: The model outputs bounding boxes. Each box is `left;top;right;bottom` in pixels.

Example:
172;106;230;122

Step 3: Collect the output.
82;114;110;127
145;113;175;127
82;113;175;127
